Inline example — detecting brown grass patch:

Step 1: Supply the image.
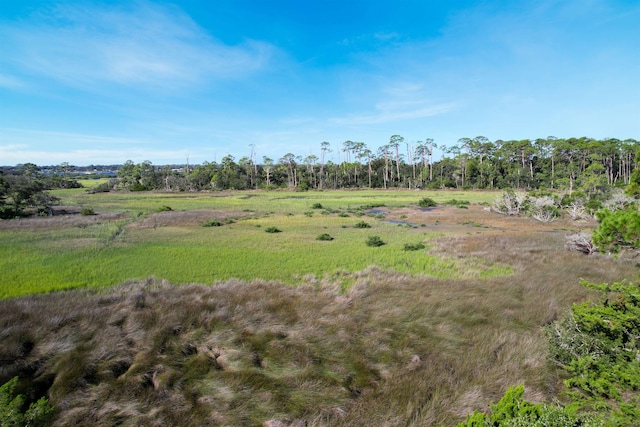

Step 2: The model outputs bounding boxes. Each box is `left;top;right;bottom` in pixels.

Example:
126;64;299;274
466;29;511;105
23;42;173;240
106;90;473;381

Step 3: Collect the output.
132;209;247;228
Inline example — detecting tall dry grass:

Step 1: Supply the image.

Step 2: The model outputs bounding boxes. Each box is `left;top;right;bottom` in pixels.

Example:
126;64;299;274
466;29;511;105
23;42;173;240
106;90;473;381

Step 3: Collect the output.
2;227;634;427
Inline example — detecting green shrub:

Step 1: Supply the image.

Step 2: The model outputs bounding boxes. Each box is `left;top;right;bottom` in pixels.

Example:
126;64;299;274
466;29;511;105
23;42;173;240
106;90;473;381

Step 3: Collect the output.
444;199;470;207
354;220;371;229
202;220;223;227
80;207;95;216
545;280;640;425
338;212;350;217
0;376;54;427
457;385;602;427
592;206;640;253
418;197;437;208
265;226;282;233
316;233;334;241
366;235;385;247
403;242;425;251
311;203;323;209
156;205;172;212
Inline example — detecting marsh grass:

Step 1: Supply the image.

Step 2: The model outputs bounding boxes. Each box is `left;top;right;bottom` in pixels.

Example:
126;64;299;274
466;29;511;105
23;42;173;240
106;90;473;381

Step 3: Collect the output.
0;191;512;298
2;257;632;426
1;189;638;425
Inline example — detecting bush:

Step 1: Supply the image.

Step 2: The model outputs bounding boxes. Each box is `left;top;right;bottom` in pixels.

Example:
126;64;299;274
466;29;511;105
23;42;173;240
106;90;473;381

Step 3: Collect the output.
0;376;54;427
403;242;426;251
86;178;117;193
418;197;437;208
592;206;640;253
311;203;323;209
157;205;172;212
457;385;602;427
366;235;385;247
80;207;95;216
316;233;334;241
443;199;470;207
202;220;223;227
545;280;640;425
354;220;372;229
265;226;282;233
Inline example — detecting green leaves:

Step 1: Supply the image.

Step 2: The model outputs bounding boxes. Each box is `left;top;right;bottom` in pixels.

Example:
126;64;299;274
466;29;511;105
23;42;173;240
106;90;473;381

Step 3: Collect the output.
0;377;54;427
592;207;640;253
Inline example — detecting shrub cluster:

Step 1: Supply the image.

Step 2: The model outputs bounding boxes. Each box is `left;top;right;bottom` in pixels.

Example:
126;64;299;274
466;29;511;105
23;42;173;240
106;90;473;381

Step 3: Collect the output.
365;235;385;247
417;197;437;208
354;220;371;229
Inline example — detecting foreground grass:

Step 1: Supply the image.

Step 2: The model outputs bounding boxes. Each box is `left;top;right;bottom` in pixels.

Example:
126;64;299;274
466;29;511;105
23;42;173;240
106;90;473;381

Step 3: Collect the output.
1;190;506;298
0;271;600;426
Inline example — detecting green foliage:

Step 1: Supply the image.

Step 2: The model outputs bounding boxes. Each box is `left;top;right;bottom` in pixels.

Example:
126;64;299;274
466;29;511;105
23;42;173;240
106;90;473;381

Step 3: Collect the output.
366;235;385;247
418;197;437;208
0;169;59;218
354;220;371;229
311;203;323;209
403;242;425;251
316;233;334;241
0;377;54;427
592;206;640;252
546;280;640;425
624;149;640;198
265;226;282;233
444;199;470;207
202;220;223;227
457;385;602;427
156;205;172;212
80;207;95;216
86;178;117;193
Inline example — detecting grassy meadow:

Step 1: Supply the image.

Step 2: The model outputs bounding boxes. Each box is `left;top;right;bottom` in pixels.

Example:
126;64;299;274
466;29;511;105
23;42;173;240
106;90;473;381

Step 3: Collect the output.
1;188;503;298
1;186;637;426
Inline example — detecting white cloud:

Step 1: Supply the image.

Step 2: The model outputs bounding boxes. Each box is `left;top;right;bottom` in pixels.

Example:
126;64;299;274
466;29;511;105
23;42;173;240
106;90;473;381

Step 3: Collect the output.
0;2;276;92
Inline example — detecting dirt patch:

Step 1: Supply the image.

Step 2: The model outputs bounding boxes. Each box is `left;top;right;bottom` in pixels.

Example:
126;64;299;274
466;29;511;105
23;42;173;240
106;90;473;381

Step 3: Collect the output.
384;205;596;237
131;210;248;228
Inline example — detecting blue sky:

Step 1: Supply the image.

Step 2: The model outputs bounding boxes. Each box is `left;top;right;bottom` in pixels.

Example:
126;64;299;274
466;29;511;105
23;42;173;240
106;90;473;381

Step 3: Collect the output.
1;0;639;166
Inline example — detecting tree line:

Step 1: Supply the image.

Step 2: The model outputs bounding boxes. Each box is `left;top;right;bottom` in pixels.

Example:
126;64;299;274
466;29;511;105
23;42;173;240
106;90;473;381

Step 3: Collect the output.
110;136;638;194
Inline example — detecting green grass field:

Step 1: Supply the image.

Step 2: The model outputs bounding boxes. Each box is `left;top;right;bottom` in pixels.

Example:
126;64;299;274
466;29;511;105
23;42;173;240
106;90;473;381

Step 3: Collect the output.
1;189;505;298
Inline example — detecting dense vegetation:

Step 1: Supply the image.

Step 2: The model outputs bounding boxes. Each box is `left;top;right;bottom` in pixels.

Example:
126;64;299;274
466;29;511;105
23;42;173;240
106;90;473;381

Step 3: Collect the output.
68;136;640;192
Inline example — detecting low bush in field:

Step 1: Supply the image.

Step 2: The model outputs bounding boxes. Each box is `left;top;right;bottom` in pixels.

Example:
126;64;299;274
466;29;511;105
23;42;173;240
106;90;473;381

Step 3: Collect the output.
418;197;437;208
80;207;95;216
265;226;282;233
443;199;470;207
156;205;172;212
202;220;223;227
354;220;371;228
311;203;323;209
316;233;334;241
403;242;425;251
366;235;385;247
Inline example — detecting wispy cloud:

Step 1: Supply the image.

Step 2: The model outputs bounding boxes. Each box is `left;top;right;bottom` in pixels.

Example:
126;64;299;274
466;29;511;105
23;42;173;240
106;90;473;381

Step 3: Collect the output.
331;103;457;126
2;128;151;146
0;73;25;89
0;2;276;92
331;80;459;126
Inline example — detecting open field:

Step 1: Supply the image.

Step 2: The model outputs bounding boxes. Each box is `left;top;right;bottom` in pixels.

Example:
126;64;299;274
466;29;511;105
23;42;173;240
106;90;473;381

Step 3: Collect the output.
1;189;637;426
2;189;505;298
